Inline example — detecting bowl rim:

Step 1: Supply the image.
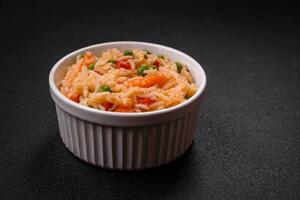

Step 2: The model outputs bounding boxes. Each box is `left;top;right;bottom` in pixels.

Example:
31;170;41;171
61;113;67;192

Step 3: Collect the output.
49;41;207;117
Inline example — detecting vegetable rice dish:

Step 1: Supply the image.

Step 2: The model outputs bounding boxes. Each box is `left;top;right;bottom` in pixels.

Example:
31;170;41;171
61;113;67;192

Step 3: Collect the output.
60;48;197;112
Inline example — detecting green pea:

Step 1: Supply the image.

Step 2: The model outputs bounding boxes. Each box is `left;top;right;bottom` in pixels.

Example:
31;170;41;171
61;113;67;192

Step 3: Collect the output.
99;85;111;92
137;64;157;76
176;62;183;73
137;65;149;76
123;50;133;56
88;63;95;70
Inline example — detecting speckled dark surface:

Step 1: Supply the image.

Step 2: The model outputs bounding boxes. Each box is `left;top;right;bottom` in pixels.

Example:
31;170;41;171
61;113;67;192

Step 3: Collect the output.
0;1;299;199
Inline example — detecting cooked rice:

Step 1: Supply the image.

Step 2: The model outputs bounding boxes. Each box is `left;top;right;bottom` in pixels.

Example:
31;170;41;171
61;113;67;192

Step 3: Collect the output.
60;48;197;112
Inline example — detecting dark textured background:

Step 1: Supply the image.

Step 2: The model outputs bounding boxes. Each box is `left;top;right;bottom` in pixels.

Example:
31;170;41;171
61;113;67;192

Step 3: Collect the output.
0;1;299;199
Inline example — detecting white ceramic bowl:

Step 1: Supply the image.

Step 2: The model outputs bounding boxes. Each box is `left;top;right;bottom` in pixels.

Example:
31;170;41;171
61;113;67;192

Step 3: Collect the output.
49;41;206;170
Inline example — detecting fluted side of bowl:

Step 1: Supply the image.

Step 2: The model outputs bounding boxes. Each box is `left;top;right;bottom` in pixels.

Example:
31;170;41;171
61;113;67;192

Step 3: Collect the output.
55;104;200;170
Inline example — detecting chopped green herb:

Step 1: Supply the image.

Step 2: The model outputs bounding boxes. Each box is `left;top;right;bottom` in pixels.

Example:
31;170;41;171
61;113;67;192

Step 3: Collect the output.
157;54;164;59
144;54;148;59
88;63;95;70
123;50;133;56
143;49;151;54
175;62;183;73
137;64;157;76
108;59;116;64
99;85;111;92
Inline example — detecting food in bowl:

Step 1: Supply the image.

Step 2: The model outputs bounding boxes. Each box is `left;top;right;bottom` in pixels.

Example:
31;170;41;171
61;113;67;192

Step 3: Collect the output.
60;48;197;112
49;41;207;170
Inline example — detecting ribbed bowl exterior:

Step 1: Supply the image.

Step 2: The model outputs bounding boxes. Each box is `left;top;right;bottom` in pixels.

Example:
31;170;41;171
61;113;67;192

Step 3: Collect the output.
55;104;199;170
